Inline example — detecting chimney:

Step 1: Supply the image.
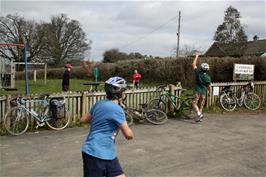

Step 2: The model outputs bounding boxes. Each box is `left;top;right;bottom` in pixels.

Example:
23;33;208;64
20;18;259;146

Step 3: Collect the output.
253;35;259;41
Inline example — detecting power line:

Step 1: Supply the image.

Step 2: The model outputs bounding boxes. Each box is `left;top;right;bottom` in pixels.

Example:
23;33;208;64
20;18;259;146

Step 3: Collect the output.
119;14;179;50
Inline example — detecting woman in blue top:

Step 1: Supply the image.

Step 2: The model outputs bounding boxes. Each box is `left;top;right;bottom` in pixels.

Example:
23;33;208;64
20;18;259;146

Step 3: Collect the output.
81;76;134;177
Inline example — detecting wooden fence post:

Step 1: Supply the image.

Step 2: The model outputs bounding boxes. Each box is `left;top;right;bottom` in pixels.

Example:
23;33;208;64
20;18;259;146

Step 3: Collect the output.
81;91;87;116
4;95;11;129
5;95;11;114
168;84;176;113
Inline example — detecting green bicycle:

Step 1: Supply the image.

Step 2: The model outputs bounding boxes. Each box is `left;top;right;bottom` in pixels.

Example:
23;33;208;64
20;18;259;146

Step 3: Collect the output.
148;85;195;119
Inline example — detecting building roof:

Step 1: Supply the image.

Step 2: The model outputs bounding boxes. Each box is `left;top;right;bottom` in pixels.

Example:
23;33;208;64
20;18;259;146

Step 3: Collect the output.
204;39;266;57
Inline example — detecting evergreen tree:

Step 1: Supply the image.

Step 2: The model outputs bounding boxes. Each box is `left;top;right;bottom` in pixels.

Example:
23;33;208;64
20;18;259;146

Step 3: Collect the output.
214;6;248;43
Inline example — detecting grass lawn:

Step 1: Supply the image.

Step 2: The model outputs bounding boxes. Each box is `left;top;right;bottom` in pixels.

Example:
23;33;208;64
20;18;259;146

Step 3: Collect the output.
0;79;102;96
0;79;162;96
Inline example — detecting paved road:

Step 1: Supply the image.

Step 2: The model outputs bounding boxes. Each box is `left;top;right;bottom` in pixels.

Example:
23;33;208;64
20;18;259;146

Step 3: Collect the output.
1;111;265;177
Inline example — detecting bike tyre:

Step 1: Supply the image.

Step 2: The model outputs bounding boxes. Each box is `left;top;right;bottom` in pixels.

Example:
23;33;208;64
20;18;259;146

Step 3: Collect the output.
180;99;195;119
244;92;261;110
46;107;70;130
219;93;237;111
4;106;29;136
145;109;168;125
147;99;167;113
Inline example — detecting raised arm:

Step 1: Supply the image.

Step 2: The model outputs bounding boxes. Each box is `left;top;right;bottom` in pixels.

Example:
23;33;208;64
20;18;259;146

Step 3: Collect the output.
192;54;199;69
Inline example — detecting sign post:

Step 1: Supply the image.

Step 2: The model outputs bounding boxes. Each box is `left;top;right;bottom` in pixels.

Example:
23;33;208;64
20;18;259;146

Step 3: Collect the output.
93;67;100;82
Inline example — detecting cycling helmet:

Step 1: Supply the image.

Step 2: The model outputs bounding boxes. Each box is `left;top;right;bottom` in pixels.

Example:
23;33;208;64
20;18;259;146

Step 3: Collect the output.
105;76;127;95
200;63;210;71
65;64;73;69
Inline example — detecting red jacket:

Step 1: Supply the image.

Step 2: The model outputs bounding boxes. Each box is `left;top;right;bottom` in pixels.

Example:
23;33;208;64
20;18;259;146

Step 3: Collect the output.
131;73;142;82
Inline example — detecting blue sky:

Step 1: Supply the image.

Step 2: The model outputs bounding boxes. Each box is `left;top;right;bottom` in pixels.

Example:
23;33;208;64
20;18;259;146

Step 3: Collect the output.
1;0;265;61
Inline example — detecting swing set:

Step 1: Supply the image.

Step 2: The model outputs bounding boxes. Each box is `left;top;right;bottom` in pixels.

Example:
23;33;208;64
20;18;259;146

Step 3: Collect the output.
0;43;46;96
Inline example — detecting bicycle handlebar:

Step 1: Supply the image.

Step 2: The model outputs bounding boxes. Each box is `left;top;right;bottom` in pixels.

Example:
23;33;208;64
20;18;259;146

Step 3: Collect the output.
10;94;52;106
156;85;187;93
156;85;167;91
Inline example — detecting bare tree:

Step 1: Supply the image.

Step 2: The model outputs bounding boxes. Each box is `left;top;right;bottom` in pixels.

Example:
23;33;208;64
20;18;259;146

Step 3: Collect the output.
171;44;203;57
40;14;91;65
0;14;44;62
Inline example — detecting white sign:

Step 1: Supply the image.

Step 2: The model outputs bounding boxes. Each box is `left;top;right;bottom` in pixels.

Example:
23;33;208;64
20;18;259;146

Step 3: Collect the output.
234;64;254;75
213;87;219;96
233;64;255;81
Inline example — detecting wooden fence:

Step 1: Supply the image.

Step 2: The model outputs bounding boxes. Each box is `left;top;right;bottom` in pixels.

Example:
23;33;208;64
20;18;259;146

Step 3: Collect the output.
0;87;162;132
0;81;265;133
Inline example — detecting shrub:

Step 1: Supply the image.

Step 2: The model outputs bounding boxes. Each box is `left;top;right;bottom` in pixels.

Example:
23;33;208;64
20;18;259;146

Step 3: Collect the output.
16;56;266;88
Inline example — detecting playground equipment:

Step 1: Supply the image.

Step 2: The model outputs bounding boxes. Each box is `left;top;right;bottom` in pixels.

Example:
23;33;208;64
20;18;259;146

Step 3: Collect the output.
14;62;47;84
0;43;47;95
0;43;24;91
0;58;15;89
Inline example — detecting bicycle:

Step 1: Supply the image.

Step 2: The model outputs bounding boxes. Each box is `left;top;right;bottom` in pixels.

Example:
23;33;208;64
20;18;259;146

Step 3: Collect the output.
219;81;261;111
120;99;168;125
4;94;70;135
147;85;195;119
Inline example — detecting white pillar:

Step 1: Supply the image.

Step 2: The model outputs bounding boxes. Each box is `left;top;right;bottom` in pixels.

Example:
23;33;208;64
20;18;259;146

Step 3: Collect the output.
34;70;37;82
10;60;15;88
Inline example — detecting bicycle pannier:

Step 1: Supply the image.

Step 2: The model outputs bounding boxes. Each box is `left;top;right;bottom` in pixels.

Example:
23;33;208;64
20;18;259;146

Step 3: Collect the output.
50;99;66;118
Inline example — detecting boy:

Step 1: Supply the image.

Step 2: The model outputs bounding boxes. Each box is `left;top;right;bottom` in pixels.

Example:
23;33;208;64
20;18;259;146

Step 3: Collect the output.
192;54;211;122
81;76;134;177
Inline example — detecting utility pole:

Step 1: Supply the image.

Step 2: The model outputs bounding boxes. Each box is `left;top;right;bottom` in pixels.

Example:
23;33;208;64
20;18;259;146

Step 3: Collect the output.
176;11;181;57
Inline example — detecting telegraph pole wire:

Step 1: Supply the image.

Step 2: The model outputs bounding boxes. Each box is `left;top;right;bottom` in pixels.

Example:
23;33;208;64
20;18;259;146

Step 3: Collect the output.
120;14;179;50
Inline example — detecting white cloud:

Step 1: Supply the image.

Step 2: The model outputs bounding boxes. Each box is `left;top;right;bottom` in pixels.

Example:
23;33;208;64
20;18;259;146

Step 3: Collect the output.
1;0;265;61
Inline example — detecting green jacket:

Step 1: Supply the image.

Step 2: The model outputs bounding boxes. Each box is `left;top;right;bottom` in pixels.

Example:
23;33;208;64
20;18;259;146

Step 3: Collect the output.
194;68;211;94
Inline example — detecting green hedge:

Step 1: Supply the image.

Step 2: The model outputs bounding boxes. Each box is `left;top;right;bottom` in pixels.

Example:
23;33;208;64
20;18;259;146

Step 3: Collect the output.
16;56;266;88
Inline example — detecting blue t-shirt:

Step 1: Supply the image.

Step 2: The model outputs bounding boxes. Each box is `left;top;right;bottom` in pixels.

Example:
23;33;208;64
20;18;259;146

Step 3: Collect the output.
82;100;126;160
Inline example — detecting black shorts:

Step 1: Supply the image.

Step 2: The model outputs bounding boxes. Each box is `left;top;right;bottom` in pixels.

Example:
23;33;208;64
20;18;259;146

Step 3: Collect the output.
82;152;124;177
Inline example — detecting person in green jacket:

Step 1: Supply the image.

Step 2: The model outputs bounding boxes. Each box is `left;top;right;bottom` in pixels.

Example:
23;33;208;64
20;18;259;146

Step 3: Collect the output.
192;53;211;122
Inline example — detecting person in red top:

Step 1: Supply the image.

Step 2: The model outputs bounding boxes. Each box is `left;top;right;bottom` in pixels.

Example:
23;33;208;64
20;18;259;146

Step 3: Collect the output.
131;69;142;89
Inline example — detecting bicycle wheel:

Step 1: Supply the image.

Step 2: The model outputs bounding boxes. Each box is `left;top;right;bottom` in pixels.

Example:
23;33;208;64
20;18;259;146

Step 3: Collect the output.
148;99;167;113
219;93;237;111
244;92;261;110
46;107;70;130
4;106;29;136
180;99;195;119
125;110;134;126
145;109;168;125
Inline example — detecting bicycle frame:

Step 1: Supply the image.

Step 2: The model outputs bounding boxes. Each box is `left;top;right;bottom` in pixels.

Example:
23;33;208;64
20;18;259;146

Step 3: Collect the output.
14;97;51;124
157;87;192;112
158;91;180;111
121;102;146;120
235;91;245;106
221;84;252;107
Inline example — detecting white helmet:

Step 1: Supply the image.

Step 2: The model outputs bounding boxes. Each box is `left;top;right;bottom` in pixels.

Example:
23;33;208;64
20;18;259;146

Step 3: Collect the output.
200;63;210;71
105;76;127;94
